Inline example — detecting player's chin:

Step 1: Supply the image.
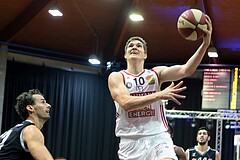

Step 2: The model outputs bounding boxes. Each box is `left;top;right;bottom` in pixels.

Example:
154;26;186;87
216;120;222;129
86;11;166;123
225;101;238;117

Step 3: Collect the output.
44;115;51;119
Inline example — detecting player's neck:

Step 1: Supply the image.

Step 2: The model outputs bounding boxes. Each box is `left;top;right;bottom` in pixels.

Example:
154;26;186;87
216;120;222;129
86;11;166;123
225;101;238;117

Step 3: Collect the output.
127;61;144;75
196;144;209;153
26;117;45;129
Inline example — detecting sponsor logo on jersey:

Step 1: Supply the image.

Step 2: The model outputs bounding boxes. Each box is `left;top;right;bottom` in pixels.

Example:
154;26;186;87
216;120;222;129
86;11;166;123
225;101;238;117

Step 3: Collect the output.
136;85;144;92
125;82;132;89
192;152;196;157
128;105;155;118
130;91;155;96
146;75;155;85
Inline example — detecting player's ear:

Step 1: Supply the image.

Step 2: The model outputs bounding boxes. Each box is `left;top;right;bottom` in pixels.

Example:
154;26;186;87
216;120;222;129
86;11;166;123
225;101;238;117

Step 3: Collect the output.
144;52;147;59
124;53;127;59
26;105;34;112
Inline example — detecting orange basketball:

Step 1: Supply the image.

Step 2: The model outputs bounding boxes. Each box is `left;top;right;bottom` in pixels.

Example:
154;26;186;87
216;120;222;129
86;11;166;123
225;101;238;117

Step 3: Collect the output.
177;9;207;41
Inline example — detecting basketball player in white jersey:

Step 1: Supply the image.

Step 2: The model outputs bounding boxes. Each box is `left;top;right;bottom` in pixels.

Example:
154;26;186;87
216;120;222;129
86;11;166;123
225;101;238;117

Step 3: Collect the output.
108;15;212;160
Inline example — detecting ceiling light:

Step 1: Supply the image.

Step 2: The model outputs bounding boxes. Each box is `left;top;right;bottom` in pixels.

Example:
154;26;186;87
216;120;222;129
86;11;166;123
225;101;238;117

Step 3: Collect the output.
88;54;101;65
129;13;144;22
48;2;63;17
207;47;218;58
48;9;63;17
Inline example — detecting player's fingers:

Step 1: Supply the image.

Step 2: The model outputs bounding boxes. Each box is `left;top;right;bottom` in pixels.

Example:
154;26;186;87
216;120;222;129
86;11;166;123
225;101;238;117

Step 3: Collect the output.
169;81;174;87
173;86;187;94
205;17;212;31
171;97;181;105
171;93;186;99
173;81;184;89
205;15;212;24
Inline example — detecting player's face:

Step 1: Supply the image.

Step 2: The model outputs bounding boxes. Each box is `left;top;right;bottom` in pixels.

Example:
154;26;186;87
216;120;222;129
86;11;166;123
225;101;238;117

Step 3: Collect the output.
32;94;51;120
196;129;210;145
124;40;147;61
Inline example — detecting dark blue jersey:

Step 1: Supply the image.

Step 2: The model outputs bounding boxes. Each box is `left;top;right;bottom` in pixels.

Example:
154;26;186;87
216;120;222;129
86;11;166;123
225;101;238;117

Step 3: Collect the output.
188;146;216;160
0;121;35;160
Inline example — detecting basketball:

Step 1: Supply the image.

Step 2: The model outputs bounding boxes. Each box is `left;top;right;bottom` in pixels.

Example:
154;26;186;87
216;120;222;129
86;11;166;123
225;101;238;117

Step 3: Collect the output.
177;9;207;41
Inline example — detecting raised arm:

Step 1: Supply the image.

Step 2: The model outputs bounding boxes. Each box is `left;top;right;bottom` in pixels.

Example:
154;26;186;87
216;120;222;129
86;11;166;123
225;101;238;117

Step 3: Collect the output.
154;15;212;83
108;71;187;111
23;125;54;160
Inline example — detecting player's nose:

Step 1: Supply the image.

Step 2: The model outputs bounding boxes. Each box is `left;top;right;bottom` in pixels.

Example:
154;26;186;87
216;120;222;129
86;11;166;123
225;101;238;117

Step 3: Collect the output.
47;103;51;108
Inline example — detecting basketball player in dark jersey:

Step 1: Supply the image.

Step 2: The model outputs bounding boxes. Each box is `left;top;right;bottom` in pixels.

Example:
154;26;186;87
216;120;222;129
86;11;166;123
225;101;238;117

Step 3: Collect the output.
185;126;220;160
0;89;54;160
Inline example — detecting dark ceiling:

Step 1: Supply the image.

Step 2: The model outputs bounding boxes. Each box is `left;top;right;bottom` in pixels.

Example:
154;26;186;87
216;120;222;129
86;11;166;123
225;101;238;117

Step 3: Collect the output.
1;0;240;70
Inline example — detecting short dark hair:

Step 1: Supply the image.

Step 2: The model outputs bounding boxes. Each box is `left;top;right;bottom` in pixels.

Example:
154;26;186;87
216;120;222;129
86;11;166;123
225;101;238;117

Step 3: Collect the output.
15;89;43;120
197;126;211;136
124;36;147;53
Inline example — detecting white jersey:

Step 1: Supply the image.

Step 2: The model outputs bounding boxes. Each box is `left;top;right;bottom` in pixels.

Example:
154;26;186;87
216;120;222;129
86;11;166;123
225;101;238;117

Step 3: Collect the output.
115;69;169;138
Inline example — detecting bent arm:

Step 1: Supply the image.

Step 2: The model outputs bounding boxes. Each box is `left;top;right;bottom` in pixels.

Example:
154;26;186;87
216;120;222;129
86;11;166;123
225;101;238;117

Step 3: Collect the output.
108;72;186;111
23;126;54;160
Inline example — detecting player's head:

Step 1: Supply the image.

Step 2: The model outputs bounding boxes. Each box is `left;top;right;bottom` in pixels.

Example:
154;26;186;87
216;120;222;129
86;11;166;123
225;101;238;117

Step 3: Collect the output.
124;36;147;53
15;89;43;120
197;126;211;136
196;126;211;146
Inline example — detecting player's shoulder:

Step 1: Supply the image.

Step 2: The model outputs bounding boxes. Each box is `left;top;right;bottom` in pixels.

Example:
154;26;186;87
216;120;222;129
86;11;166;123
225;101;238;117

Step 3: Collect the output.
209;147;219;152
152;66;169;76
108;71;122;79
23;125;41;135
187;146;196;152
22;125;43;142
109;70;121;76
108;71;124;85
174;145;185;152
152;66;167;71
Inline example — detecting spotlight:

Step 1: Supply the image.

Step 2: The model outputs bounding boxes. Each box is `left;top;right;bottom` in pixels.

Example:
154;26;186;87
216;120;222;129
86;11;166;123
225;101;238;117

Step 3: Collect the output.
106;61;120;69
191;119;196;128
206;119;213;129
225;120;230;129
168;118;175;127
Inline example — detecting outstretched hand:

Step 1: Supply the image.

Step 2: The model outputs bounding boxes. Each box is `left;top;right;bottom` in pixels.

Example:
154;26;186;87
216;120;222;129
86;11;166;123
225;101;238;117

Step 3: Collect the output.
160;81;187;105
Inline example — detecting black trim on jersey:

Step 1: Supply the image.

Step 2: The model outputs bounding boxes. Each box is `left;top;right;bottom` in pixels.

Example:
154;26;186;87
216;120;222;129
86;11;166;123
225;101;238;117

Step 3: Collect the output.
0;121;35;160
188;146;216;160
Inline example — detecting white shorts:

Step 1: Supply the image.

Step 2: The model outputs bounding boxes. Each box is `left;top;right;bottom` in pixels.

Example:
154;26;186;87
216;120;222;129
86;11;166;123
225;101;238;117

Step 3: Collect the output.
118;132;178;160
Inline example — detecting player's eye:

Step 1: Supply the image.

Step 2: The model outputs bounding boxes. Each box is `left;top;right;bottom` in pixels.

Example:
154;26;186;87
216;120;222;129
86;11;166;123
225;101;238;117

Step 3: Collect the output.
128;44;134;48
41;100;46;103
